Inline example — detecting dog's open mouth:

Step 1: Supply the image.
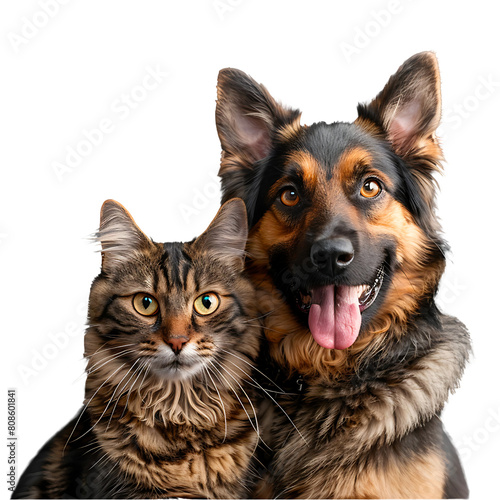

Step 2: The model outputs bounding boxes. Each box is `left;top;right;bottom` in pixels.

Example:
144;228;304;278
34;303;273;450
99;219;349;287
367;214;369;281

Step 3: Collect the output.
295;266;384;350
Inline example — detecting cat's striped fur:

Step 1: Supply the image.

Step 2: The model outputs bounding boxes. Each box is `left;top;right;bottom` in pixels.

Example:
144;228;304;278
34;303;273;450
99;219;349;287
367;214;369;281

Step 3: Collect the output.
13;198;262;499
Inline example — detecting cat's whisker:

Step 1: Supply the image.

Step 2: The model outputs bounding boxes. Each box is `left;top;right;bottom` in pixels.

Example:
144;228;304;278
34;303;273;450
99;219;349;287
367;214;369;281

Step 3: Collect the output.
105;358;143;432
221;356;296;395
77;437;98;450
259;324;294;335
240;309;277;323
73;345;137;384
217;348;286;394
86;348;138;376
88;451;110;470
81;443;103;456
209;361;259;438
244;378;290;395
199;370;227;416
213;353;306;449
275;479;301;500
88;342;136;358
220;357;308;445
220;357;285;395
119;361;147;420
137;362;151;402
215;361;272;454
77;441;104;460
204;366;246;438
87;346;138;367
85;338;110;355
82;342;136;365
65;363;127;448
101;459;120;482
202;365;228;442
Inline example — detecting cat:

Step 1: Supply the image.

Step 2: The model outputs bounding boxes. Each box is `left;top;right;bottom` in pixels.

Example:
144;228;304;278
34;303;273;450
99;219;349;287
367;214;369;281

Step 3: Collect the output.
13;198;262;499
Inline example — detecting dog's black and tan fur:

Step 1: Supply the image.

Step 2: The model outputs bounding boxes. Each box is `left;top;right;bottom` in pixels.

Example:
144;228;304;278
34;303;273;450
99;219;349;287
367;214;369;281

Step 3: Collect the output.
216;52;470;498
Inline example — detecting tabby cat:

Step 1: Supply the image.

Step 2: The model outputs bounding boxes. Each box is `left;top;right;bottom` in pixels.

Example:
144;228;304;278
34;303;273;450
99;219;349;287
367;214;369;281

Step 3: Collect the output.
13;198;262;499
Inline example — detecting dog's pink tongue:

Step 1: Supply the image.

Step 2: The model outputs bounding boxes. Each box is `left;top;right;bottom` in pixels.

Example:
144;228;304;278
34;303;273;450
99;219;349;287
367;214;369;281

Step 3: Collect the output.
308;285;361;350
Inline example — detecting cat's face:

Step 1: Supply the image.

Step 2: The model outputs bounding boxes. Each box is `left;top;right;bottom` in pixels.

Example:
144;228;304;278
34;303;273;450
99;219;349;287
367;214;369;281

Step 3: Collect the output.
85;199;259;384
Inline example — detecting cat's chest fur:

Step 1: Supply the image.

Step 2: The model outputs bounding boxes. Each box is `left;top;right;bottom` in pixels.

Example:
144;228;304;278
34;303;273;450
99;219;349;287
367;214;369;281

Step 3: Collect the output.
96;410;257;498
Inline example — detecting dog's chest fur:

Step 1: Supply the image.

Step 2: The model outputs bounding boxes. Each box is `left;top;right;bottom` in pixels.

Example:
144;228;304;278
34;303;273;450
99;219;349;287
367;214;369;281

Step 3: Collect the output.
260;314;469;498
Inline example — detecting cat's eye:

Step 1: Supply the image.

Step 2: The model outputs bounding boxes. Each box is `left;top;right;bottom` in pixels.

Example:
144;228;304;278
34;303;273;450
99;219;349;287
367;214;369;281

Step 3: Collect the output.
280;188;300;207
360;179;382;198
193;293;220;316
133;293;159;316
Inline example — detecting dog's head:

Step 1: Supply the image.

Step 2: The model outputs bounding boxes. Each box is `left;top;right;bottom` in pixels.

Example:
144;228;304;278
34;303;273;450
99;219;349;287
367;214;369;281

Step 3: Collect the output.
215;53;446;356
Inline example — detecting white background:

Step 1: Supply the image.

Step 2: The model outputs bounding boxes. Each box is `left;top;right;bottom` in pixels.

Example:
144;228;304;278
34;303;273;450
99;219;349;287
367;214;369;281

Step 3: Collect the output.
1;1;499;498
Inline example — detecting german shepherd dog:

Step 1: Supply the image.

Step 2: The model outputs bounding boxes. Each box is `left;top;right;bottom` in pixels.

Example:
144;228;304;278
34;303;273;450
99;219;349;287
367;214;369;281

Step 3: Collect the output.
215;52;471;498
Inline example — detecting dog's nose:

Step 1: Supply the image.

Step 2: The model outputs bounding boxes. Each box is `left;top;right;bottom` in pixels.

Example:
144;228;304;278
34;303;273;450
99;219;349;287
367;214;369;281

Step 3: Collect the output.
166;336;189;355
310;237;354;274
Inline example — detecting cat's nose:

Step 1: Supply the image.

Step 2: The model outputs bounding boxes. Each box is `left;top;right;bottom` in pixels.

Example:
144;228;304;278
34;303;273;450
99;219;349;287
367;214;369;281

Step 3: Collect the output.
166;335;189;355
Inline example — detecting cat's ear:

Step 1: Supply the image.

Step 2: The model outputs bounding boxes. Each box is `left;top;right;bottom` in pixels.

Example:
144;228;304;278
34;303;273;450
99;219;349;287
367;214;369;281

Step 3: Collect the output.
356;51;442;156
96;200;152;271
216;68;301;201
192;198;248;271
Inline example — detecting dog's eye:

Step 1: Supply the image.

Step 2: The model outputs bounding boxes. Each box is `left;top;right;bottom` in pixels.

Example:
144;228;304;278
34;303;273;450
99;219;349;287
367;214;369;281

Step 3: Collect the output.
280;189;300;207
360;179;382;198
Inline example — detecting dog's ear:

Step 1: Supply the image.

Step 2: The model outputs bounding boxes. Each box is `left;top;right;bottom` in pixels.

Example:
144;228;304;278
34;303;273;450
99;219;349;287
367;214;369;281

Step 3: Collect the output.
356;52;441;156
216;68;301;201
357;52;443;234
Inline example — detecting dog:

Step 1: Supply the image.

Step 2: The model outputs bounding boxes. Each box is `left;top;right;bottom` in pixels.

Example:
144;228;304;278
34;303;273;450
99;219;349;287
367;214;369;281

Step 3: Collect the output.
214;52;471;498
